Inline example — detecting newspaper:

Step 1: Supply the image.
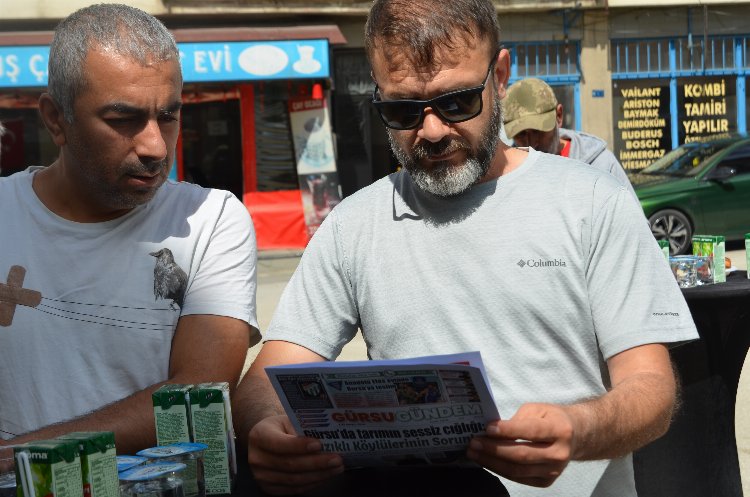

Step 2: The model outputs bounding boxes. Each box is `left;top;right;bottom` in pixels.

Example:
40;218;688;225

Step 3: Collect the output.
266;351;500;467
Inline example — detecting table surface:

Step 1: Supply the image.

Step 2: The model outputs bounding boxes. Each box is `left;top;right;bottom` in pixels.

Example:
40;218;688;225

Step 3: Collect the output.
681;270;750;299
233;463;510;497
635;268;750;497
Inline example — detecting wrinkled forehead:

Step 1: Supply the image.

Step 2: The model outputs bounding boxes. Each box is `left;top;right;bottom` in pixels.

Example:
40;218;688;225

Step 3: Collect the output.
370;38;492;84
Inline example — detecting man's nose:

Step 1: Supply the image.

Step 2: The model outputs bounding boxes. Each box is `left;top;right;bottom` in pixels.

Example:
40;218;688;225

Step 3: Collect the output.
135;119;168;161
417;109;451;143
516;130;539;148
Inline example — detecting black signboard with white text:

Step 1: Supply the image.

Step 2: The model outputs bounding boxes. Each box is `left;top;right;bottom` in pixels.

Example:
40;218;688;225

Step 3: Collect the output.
677;76;736;144
612;79;672;171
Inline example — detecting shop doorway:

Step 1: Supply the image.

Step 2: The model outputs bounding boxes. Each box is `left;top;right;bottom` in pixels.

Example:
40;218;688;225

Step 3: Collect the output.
0;98;57;176
180;98;243;200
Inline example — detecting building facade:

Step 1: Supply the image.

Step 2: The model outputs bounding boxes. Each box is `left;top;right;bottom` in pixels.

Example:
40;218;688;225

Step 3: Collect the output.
2;0;750;247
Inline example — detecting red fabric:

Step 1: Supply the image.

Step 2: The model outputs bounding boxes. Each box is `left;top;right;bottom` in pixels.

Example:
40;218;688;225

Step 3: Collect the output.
560;139;572;158
238;84;257;193
244;190;308;250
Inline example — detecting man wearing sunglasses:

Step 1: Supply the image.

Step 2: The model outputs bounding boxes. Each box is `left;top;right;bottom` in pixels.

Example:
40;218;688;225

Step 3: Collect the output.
233;0;697;495
503;77;636;197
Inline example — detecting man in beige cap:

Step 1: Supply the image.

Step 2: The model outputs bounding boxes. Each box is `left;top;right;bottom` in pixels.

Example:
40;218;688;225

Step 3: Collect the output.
503;77;634;195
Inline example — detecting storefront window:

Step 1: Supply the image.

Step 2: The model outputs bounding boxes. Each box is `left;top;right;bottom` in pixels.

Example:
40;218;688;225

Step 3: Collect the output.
254;81;298;191
180;89;244;200
1;95;57;176
550;85;576;130
332;48;395;196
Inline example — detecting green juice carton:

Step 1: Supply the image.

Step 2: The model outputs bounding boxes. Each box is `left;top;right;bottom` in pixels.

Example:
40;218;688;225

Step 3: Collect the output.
692;234;707;256
13;440;83;497
746;233;750;279
153;384;194;446
657;239;670;260
692;234;726;283
56;433;118;497
189;383;236;495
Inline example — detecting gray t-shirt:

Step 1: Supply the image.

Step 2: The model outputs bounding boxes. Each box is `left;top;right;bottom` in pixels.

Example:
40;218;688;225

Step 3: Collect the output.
266;149;698;496
0;167;258;437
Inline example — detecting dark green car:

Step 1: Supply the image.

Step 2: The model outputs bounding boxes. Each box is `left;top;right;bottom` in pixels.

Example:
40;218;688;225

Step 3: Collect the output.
629;135;750;254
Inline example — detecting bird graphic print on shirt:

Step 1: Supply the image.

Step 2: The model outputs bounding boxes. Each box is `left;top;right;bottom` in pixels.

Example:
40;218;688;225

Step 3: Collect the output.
1;252;182;328
150;248;188;310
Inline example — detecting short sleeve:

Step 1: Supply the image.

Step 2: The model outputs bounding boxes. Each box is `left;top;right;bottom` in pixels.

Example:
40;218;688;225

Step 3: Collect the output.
264;209;360;360
181;193;259;332
585;182;698;360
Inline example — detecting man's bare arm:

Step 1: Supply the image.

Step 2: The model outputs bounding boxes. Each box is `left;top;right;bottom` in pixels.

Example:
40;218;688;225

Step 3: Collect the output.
233;341;345;495
564;342;676;459
233;340;326;446
468;343;676;487
2;315;252;455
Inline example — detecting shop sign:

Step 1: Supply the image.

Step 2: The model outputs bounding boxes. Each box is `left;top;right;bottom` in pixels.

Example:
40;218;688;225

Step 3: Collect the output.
677;76;736;144
180;40;329;82
0;46;49;88
0;39;329;88
611;79;671;171
289;97;342;238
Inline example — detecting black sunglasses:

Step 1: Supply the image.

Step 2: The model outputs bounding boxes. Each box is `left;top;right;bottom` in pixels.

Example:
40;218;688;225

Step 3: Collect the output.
372;50;499;131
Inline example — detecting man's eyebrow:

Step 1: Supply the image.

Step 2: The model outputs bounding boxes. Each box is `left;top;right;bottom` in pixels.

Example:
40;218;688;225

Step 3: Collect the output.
101;102;142;115
100;101;182;115
161;101;183;114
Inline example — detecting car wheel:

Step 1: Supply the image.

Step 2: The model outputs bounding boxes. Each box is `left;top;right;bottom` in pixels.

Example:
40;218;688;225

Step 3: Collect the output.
649;209;693;255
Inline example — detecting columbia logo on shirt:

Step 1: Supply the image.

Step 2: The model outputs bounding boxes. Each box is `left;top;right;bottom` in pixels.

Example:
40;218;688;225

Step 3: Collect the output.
517;258;568;268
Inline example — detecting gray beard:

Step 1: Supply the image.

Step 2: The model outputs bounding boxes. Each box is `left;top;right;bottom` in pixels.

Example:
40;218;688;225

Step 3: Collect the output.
389;99;502;197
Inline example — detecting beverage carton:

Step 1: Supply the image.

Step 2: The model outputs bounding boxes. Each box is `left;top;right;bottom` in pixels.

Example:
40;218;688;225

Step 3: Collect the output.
14;440;83;497
692;234;725;283
56;433;117;497
692;234;707;256
153;384;193;446
189;383;236;495
657;240;670;261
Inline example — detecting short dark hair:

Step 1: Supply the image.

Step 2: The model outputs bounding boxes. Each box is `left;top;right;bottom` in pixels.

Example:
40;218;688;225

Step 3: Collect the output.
364;0;500;69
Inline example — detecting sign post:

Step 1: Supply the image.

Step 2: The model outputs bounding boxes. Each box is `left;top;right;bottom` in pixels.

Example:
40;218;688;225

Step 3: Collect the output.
288;97;342;238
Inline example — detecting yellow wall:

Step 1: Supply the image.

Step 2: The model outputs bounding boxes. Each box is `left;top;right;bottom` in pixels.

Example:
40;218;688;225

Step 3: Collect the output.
0;0;166;20
580;10;614;148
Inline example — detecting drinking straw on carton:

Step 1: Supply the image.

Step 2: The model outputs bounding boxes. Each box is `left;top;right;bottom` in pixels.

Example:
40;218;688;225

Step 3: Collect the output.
15;451;34;497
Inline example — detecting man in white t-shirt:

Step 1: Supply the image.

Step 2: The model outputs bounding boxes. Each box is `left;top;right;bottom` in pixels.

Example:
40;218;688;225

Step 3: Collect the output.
231;0;697;496
0;4;258;457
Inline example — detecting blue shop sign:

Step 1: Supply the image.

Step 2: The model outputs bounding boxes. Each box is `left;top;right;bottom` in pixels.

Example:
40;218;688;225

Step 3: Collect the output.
0;39;329;88
180;40;329;82
0;46;49;88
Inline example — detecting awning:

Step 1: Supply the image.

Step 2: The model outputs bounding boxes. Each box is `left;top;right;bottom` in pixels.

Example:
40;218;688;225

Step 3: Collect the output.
0;25;347;46
0;25;347;88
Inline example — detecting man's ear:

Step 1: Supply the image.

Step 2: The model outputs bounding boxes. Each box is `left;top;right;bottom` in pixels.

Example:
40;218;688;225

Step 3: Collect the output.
555;103;564;127
38;93;68;147
495;48;511;100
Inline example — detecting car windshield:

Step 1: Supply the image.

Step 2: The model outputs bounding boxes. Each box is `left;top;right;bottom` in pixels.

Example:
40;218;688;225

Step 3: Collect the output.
640;141;729;177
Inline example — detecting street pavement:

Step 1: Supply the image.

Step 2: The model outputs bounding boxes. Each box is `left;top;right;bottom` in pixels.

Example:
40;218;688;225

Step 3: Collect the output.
248;247;750;490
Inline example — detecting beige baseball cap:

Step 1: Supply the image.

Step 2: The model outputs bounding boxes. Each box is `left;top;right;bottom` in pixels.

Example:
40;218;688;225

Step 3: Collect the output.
502;78;558;139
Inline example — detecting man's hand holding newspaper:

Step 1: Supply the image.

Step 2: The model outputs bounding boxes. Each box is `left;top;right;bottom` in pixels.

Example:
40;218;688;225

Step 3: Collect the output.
265;352;499;468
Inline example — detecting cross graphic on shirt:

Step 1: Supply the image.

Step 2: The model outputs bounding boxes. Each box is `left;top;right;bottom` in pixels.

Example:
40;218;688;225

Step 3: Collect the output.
0;265;42;326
